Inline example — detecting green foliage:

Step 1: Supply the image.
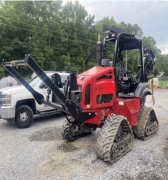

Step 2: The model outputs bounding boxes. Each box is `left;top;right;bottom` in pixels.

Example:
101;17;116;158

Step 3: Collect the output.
119;22;143;38
60;1;95;72
0;0;167;78
0;66;4;79
95;17;117;34
158;80;168;89
155;54;168;76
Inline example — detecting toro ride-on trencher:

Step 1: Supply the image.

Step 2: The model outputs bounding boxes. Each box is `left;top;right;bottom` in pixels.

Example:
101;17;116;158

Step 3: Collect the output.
2;24;159;164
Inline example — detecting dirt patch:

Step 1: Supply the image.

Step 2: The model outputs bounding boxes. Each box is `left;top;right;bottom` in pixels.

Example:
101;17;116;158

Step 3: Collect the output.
121;174;135;180
29;127;62;141
57;142;78;152
163;137;168;160
136;171;163;180
139;156;150;166
37;157;87;179
36;154;107;179
36;133;107;179
163;147;168;161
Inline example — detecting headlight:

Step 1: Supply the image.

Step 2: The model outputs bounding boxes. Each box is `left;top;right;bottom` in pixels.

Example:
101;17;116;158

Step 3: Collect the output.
0;94;11;105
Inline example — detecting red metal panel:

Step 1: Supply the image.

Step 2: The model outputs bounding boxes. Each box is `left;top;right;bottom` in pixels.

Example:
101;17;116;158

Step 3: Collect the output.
79;66;113;77
77;66;116;111
113;98;141;126
77;75;93;110
84;108;113;125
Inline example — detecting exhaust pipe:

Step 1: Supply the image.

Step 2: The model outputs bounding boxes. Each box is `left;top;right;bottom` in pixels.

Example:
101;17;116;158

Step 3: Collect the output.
96;33;103;66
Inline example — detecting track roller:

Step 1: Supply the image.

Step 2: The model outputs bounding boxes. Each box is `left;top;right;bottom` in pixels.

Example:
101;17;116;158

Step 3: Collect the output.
133;106;159;140
96;114;134;164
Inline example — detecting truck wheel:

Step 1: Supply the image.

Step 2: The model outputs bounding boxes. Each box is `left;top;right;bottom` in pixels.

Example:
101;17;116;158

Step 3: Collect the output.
15;105;34;128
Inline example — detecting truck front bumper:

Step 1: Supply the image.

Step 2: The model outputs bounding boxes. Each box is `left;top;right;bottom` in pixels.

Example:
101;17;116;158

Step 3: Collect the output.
0;105;15;121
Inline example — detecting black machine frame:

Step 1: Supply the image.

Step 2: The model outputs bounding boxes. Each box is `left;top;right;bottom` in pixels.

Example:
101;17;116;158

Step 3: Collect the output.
102;24;145;82
2;55;97;123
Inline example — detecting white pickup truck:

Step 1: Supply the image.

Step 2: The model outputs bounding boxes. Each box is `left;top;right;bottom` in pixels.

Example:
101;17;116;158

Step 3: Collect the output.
0;71;70;128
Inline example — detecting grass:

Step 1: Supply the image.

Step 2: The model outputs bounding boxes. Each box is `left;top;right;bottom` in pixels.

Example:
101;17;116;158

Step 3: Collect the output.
157;80;168;89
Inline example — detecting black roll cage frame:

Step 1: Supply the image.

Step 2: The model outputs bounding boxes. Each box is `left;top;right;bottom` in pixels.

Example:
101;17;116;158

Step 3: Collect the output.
102;24;145;82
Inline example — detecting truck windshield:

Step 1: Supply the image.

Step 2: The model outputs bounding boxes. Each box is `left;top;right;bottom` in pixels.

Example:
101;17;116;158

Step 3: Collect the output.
28;74;69;87
28;76;40;87
60;75;69;86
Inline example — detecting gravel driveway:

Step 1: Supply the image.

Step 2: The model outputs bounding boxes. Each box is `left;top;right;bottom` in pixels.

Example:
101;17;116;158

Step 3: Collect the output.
0;89;168;180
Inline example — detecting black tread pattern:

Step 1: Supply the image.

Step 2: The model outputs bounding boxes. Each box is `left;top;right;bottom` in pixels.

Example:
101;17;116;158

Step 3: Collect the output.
61;120;92;141
96;114;133;163
133;106;159;140
61;120;77;141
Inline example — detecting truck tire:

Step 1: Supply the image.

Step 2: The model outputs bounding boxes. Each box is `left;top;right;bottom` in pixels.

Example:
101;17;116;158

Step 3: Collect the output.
15;105;34;128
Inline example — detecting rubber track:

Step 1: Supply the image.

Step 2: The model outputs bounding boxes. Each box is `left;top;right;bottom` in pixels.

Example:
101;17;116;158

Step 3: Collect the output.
61;120;78;141
133;106;159;140
61;120;92;141
95;114;133;164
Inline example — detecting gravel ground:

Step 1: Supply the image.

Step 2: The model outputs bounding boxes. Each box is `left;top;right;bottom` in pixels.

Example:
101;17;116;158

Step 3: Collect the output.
0;89;168;180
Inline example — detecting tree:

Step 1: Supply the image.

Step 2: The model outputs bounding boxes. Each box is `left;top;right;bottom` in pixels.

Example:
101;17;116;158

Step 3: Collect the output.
0;1;63;76
0;1;167;78
60;1;96;72
119;22;143;38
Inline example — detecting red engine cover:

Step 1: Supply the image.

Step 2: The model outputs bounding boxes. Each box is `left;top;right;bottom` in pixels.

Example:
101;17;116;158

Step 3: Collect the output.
77;66;116;110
